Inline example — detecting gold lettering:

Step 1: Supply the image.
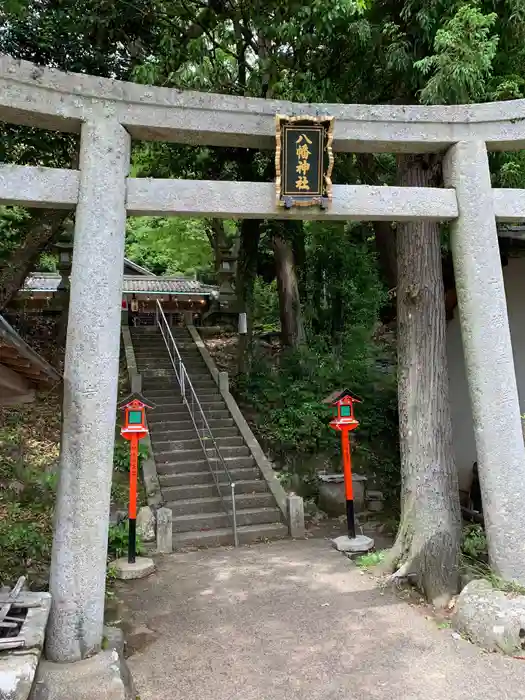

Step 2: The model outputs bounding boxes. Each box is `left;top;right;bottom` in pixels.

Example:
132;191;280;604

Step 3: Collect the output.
296;134;313;145
293;133;313;191
296;160;311;175
296;143;311;160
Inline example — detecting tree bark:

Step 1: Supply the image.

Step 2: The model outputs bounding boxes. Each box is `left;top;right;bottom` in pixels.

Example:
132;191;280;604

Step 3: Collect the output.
373;221;397;290
236;218;261;373
205;219;227;271
0;209;69;312
273;233;305;348
386;154;461;606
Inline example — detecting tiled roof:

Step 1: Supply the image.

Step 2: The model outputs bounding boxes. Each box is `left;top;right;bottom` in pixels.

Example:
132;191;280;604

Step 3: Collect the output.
123;258;156;276
22;274;218;296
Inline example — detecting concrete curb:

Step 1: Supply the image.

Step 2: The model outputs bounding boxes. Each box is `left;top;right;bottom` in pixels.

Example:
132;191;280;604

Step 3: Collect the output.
187;324;294;527
121;326;162;508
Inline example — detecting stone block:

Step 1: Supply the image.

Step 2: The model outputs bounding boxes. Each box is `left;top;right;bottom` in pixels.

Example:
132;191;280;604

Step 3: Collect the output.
287;494;305;538
1;649;39;700
102;626;125;657
114;557;155;580
136;505;155;542
0;592;51;700
156;507;173;553
30;650;136;700
454;579;525;654
218;371;229;394
318;474;366;517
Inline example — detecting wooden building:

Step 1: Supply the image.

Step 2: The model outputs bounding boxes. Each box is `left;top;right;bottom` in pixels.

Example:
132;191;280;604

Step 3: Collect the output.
16;258;219;327
0;314;60;405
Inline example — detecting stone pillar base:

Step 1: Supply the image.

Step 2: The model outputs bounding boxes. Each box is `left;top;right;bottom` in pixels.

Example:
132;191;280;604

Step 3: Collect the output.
332;534;374;554
31;650;135;700
114;557;155;580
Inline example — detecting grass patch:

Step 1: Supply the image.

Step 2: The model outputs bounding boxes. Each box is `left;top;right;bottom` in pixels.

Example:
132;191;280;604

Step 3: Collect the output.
460;523;525;595
355;550;385;568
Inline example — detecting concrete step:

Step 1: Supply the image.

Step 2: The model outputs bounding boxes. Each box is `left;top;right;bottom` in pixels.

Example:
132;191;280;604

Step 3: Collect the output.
148;410;192;424
149;417;234;431
151;435;244;452
157;455;256;475
172;522;287;548
166;492;276;516
141;370;178;379
137;358;173;372
134;350;203;359
171;506;282;533
156;444;249;464
149;399;225;412
151;426;239;441
142;361;207;370
136;359;205;368
159;466;260;487
146;385;216;398
132;340;199;349
150;408;230;422
161;477;267;499
134;351;189;358
147;407;226;423
156;444;250;463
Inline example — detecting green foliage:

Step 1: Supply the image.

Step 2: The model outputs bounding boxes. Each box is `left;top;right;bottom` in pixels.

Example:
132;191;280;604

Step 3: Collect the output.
113;439;149;474
0;397;59;588
460;524;525;594
237;329;398;493
126;217;213;277
461;524;487;561
107;522;145;560
355;550;385;568
0;207;30;264
252;278;280;332
415;6;498;104
304;222;387;339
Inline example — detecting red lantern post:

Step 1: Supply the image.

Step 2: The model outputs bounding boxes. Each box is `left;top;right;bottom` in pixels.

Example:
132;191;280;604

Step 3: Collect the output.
118;394;154;563
323;389;362;539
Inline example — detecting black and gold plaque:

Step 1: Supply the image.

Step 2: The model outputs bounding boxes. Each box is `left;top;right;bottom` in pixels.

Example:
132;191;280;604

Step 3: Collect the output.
275;115;334;209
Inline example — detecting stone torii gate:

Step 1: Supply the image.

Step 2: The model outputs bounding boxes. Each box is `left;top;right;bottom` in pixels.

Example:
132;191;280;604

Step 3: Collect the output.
1;54;525;662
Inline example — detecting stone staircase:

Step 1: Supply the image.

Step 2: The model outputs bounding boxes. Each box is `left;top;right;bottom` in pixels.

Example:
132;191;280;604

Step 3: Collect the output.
129;325;287;548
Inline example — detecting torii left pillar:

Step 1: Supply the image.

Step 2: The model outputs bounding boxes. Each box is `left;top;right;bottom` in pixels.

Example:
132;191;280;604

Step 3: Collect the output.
46;119;130;662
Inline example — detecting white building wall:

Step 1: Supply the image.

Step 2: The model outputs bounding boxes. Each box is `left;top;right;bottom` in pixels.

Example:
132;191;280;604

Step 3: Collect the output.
448;256;525;492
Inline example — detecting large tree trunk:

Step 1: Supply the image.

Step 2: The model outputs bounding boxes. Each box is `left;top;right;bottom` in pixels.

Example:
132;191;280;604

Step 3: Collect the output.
236;218;261;373
206;219;227;272
386;154;461;606
0;209;69;312
273;233;305;348
373;221;397;290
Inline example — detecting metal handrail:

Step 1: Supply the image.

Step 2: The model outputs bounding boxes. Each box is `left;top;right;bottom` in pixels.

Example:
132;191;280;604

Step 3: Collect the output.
155;301;238;546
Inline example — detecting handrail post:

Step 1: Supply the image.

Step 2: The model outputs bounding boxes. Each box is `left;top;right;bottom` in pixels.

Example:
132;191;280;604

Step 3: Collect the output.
231;482;238;547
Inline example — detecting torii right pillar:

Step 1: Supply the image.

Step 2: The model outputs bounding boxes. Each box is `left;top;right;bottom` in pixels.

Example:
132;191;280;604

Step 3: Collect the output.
444;140;525;583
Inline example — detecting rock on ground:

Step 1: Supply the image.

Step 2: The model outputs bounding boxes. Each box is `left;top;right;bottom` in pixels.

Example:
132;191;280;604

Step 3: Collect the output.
136;506;156;542
454;578;525;654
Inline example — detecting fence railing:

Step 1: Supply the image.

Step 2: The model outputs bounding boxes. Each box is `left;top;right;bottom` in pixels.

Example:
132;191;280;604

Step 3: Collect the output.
156;300;238;546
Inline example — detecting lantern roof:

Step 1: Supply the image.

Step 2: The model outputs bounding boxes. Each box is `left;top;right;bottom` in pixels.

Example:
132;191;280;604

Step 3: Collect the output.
118;392;156;411
322;388;363;405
